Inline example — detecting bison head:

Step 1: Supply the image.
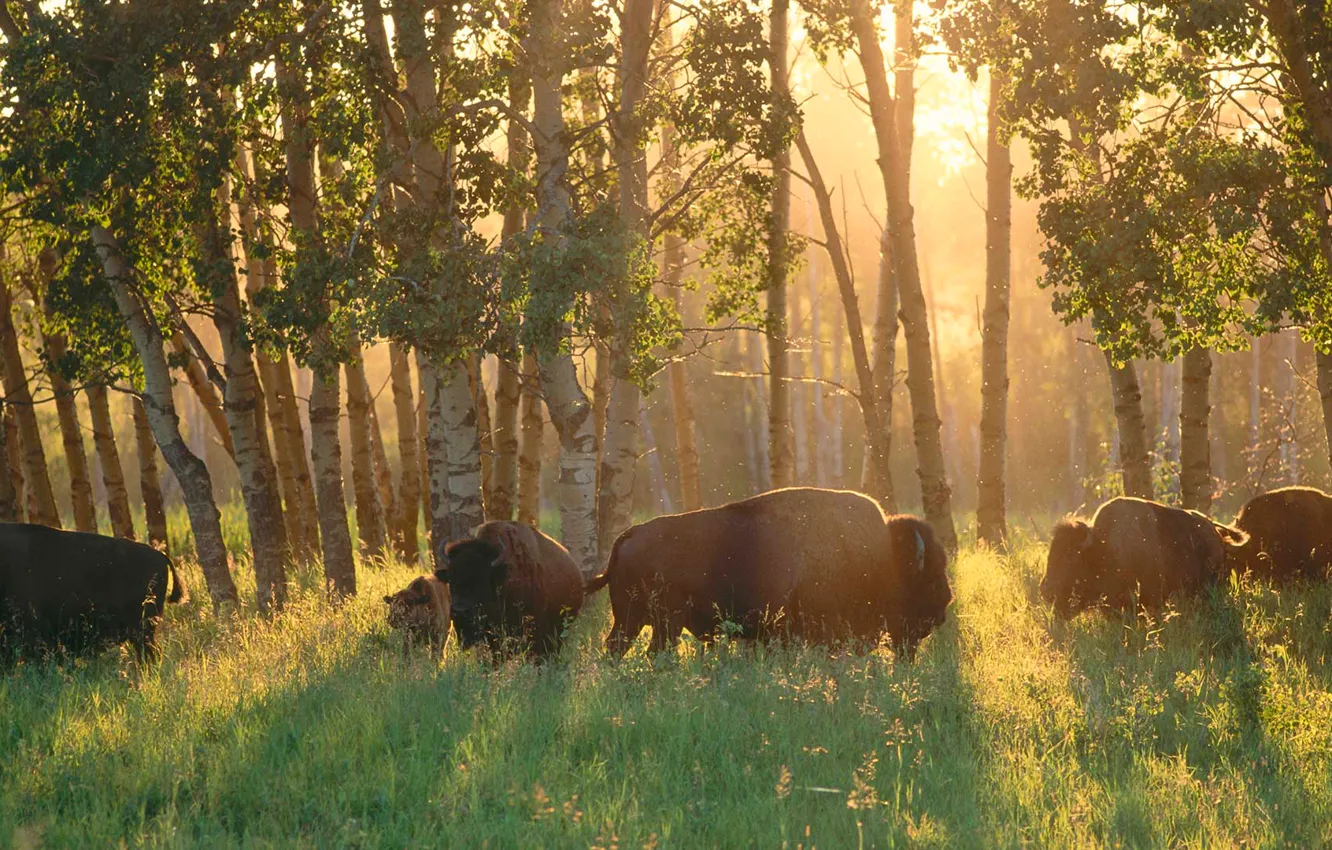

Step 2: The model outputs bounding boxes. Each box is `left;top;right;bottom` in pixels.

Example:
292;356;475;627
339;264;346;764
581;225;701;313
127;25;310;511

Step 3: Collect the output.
887;518;952;656
1042;519;1095;619
435;537;510;649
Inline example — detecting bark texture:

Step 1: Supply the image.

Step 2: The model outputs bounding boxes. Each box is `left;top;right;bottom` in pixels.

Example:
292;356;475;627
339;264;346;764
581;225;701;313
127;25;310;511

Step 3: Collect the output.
1179;347;1213;512
87;385;135;539
93;225;236;605
976;69;1013;548
491;358;522;521
388;343;421;562
469;355;495;513
0;400;16;522
848;0;956;549
368;403;398;535
170;331;235;459
0;270;60;528
517;350;545;527
4;403;23;520
442;357;486;539
1105;352;1155;499
132;397;169;552
346;344;389;559
1320;351;1332;476
44;329;98;532
766;0;794;490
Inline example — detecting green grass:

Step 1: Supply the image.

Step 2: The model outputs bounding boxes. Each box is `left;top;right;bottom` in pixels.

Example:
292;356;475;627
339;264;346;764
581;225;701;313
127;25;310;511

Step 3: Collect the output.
5;536;1332;848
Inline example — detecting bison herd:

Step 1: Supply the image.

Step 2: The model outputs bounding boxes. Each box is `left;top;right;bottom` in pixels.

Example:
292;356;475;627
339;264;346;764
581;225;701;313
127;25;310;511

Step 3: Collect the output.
2;485;1330;667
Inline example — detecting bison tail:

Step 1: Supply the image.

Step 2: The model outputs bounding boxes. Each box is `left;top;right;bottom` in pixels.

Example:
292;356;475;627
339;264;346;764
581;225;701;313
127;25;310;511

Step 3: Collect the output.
584;570;612;595
167;560;189;604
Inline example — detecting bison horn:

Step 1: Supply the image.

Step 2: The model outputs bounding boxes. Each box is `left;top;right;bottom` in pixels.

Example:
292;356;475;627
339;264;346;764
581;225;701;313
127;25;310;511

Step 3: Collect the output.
914;529;925;572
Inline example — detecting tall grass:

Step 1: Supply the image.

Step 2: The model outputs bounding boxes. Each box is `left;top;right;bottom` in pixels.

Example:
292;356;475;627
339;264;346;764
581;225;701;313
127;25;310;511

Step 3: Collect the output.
4;541;1332;847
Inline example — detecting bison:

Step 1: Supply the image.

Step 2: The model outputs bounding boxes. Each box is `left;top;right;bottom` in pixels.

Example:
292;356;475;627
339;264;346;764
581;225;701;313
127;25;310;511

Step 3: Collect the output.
1229;487;1332;582
0;523;187;662
585;487;952;659
384;575;451;653
434;521;584;660
1041;497;1248;619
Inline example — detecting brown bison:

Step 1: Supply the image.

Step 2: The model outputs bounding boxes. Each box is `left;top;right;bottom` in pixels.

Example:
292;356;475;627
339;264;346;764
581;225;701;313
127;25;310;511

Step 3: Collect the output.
1230;487;1332;582
585;487;952;659
383;575;451;653
0;523;188;662
434;521;584;660
1041;497;1248;619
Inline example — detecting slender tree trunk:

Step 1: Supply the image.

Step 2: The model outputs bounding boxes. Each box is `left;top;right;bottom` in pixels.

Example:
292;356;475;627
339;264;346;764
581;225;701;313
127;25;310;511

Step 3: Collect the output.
849;0;955;547
976;69;1012;547
0;268;59;528
1319;351;1332;476
44;332;98;533
766;0;794;490
863;227;898;509
517;350;545;526
469;354;495;513
0;400;15;522
1276;329;1299;484
268;346;319;558
527;0;599;575
794;131;894;506
204;206;289;612
345;344;389;559
368;403;398;536
492;358;521;521
4;402;23;521
748;330;773;492
598;0;655;562
807;216;828;488
1179;346;1213;512
831;297;846;487
388;344;421;561
657;21;702;512
170;331;235;459
131;398;169;552
417;353;448;553
640;398;674;515
1068;329;1088;511
1105;352;1155;499
93;225;236;605
87;385;135;539
441;357;485;539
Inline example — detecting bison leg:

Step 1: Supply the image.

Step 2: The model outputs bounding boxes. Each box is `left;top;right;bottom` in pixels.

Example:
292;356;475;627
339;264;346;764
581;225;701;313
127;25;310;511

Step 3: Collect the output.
648;621;682;654
131;622;161;665
605;618;640;659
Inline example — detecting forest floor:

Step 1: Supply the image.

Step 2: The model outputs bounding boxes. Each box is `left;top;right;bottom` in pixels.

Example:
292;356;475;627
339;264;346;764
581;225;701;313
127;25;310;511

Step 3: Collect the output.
4;525;1332;848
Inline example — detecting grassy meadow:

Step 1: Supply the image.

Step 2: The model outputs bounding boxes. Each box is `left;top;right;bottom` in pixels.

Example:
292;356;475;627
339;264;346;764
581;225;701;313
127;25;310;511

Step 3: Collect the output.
5;522;1332;848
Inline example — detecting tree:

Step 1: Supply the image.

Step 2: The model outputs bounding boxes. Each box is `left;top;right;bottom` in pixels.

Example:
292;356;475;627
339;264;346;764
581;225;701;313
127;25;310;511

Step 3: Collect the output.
0;253;59;528
766;0;795;491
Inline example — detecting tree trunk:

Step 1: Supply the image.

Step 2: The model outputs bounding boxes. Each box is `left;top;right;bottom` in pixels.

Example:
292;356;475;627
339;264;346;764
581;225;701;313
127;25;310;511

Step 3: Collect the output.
1276;329;1299;484
1067;329;1088;511
862;226;898;510
93;225;236;605
417;353;448;553
368;403;398;538
1179;346;1213;512
170;331;235;459
1105;352;1155;499
309;365;356;595
4;402;23;521
748;330;773;493
976;69;1012;548
1319;351;1332;477
131;397;169;552
849;0;955;547
237;142;319;561
0;400;15;522
345;344;389;559
492;357;521;521
766;0;794;490
526;0;599;575
44;331;98;533
387;343;421;562
0;269;60;528
807;214;828;488
202;194;290;613
469;354;495;513
441;357;485;539
794;131;894;507
87;385;135;539
640;398;674;515
517;350;545;526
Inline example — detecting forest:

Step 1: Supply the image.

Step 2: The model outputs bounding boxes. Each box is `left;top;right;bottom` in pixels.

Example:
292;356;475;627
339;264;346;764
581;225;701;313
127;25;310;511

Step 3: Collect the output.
3;0;1332;846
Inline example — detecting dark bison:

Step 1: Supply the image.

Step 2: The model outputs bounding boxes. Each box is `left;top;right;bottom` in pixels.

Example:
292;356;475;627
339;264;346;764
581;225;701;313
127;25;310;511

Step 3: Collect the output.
384;575;451;653
435;521;584;660
1230;487;1332;582
586;487;952;658
0;523;187;662
1041;497;1248;619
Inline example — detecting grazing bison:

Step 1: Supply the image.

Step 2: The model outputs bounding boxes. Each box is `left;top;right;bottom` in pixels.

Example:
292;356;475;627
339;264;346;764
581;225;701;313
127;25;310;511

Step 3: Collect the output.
1230;487;1332;582
434;521;584;660
586;487;952;659
0;523;187;662
384;575;451;653
1041;497;1248;619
